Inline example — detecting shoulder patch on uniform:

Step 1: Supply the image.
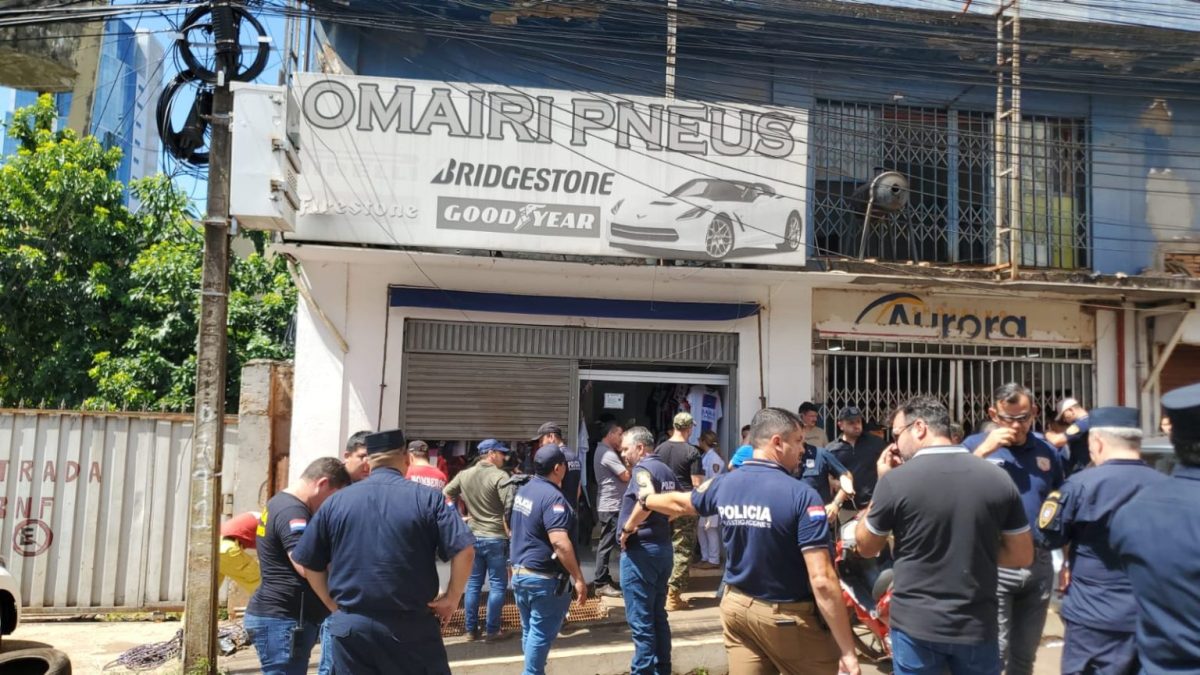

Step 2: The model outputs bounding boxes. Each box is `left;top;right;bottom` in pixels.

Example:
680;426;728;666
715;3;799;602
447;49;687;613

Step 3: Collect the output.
636;470;655;498
1038;491;1062;529
1066;424;1080;436
697;477;715;494
1037;456;1052;472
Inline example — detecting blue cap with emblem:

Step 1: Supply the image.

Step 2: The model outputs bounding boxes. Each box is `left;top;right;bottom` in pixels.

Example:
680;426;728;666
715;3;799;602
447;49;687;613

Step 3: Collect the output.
364;429;406;455
1163;383;1200;443
1088;406;1139;429
838;406;863;421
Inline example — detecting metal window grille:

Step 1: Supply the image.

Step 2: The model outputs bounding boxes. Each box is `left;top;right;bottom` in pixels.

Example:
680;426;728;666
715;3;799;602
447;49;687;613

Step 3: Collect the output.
812;101;1089;269
814;338;1094;435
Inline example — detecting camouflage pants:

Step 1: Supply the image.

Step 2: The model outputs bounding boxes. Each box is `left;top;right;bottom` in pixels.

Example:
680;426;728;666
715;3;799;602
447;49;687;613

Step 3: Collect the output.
669;515;698;593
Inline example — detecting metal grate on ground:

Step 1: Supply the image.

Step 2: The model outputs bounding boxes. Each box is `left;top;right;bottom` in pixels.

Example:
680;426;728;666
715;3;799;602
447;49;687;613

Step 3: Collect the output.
442;597;609;637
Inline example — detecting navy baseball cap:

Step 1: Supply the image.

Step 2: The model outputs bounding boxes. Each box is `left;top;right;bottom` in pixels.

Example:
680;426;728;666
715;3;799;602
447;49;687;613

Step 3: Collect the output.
478;439;511;455
365;429;405;455
533;445;566;474
1089;406;1139;429
1163;383;1200;443
533;422;563;440
838;406;864;421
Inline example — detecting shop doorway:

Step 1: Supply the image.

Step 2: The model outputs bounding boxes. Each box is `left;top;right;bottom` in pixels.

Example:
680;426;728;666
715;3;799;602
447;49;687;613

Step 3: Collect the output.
578;368;732;516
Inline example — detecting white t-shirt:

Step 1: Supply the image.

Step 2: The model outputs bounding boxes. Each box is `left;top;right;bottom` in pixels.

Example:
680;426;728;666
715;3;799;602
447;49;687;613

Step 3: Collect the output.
686;385;723;445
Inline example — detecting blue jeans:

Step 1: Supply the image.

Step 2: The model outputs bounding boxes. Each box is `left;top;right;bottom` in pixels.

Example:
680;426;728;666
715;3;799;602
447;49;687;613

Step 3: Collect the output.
512;573;572;675
316;617;333;675
243;613;321;675
620;545;673;675
465;537;509;635
891;627;1000;675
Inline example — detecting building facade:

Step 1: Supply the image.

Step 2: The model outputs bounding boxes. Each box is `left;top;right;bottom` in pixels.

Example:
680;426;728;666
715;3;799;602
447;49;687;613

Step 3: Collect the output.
0;20;162;209
264;0;1200;477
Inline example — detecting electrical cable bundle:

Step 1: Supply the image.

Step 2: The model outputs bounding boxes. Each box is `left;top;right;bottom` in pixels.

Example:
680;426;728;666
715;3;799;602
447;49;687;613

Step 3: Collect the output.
157;2;270;166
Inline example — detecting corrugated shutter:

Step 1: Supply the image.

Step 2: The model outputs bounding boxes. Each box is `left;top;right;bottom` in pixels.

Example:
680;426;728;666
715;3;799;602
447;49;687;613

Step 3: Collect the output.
400;353;573;440
1162;345;1200;394
404;319;738;365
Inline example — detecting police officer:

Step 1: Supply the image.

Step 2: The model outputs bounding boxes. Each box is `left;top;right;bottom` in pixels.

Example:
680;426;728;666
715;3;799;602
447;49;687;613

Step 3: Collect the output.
1036;407;1166;675
291;429;476;674
616;426;678;674
642;407;860;675
794;441;855;521
1110;384;1200;673
1047;398;1092;476
509;444;589;675
963;383;1064;675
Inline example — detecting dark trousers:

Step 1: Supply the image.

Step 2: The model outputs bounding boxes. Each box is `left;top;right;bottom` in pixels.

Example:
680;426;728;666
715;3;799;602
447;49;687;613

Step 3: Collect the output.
1062;621;1138;675
593;511;620;587
324;611;449;675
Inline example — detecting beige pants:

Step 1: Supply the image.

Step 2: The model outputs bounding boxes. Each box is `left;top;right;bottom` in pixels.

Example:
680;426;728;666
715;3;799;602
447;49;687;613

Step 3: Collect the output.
720;587;839;675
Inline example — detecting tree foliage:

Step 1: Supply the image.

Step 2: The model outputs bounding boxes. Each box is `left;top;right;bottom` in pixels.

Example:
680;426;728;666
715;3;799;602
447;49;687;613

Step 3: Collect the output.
0;94;295;412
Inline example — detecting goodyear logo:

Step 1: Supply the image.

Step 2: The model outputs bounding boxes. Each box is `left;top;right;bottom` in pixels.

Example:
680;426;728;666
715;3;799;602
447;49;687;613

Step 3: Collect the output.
854;292;1027;340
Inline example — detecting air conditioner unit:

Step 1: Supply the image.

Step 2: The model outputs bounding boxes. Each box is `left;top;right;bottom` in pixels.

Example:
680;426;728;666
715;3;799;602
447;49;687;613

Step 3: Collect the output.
230;83;299;231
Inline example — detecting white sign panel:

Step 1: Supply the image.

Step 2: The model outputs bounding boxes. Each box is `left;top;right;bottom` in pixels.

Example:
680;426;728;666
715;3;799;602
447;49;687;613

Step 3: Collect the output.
813;290;1093;345
604;393;625;409
291;73;808;265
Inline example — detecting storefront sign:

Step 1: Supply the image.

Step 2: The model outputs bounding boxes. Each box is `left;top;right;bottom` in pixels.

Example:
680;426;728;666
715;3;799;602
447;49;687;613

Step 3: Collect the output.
814;290;1092;344
290;73;808;266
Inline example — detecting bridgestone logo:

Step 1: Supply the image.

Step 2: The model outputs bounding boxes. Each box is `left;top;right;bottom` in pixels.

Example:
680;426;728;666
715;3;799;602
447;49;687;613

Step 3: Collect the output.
437;197;600;238
432;159;615;196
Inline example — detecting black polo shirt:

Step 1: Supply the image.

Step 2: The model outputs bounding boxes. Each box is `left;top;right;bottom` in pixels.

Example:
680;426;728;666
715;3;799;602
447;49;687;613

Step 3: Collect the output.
866;446;1029;644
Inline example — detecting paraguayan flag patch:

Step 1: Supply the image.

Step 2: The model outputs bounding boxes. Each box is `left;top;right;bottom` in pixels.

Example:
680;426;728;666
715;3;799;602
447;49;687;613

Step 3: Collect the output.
807;506;826;521
288;518;307;532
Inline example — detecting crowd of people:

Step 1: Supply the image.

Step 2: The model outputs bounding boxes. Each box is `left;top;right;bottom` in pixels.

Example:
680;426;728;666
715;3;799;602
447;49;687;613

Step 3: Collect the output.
216;380;1200;675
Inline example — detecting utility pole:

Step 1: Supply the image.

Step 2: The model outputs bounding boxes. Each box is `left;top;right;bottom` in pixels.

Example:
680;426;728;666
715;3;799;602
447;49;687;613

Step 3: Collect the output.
994;0;1021;280
182;2;237;671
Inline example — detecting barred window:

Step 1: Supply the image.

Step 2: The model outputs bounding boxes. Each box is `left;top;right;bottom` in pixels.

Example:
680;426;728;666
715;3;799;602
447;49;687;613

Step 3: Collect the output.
811;100;1089;269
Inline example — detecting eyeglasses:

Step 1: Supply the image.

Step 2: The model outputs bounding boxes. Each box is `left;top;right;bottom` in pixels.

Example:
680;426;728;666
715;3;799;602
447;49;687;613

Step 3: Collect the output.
995;412;1033;423
891;419;918;438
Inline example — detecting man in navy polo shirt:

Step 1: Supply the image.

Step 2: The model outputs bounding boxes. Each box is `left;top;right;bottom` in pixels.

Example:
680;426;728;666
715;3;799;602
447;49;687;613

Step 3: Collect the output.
291;429;476;674
643;407;860;675
963;383;1064;675
615;426;677;675
509;445;589;675
1110;383;1200;673
1038;406;1166;675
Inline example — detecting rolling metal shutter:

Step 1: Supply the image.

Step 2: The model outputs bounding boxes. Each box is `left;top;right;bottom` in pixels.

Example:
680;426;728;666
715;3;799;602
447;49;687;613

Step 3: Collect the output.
1161;345;1200;395
400;352;573;441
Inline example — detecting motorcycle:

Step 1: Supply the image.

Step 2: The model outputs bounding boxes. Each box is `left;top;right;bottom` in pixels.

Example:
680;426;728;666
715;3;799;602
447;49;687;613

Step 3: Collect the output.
835;516;894;661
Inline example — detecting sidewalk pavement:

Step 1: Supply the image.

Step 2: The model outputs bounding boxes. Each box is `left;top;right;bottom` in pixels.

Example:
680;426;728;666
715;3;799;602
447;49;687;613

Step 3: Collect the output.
13;567;1068;674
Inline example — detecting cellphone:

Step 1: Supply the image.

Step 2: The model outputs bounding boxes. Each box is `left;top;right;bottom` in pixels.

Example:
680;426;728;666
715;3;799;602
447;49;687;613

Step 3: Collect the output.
773;618;797;626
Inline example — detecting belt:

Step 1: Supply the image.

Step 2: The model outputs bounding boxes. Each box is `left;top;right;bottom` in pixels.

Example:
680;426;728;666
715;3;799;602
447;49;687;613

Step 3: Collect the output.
512;566;556;579
726;585;816;612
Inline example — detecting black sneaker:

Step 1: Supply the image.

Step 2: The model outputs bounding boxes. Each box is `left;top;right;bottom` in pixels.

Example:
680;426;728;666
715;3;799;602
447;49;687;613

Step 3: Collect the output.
466;628;482;642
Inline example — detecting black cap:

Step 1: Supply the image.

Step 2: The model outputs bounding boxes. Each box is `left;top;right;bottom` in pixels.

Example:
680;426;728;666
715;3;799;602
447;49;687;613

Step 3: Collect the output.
838;406;864;421
533;445;566;474
365;429;406;455
1163;383;1200;443
533;422;563;441
1089;406;1139;429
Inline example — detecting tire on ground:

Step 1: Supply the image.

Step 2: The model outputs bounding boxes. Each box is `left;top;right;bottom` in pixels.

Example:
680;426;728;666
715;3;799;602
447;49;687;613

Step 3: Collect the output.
0;647;73;675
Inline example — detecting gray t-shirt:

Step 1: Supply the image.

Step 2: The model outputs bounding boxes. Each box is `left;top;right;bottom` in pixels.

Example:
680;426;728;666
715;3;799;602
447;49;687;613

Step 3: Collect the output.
865;446;1029;644
593;441;628;513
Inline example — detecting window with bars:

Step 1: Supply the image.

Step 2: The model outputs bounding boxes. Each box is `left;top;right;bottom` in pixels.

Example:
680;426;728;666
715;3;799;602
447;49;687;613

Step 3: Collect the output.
811;100;1090;268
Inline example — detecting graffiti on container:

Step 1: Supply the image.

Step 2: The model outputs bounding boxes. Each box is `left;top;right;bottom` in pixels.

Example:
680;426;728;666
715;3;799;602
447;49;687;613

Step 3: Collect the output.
12;518;53;557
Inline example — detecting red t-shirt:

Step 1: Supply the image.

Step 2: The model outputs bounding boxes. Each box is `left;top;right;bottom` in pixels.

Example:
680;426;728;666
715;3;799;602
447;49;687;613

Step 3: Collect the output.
406;464;449;491
220;511;260;549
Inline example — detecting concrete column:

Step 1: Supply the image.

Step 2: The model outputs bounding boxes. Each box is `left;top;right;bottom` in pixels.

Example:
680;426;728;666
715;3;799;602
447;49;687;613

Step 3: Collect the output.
764;284;813;414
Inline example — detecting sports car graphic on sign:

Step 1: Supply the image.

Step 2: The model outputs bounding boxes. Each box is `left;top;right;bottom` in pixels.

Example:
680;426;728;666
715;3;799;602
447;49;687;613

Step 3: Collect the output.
607;178;803;259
